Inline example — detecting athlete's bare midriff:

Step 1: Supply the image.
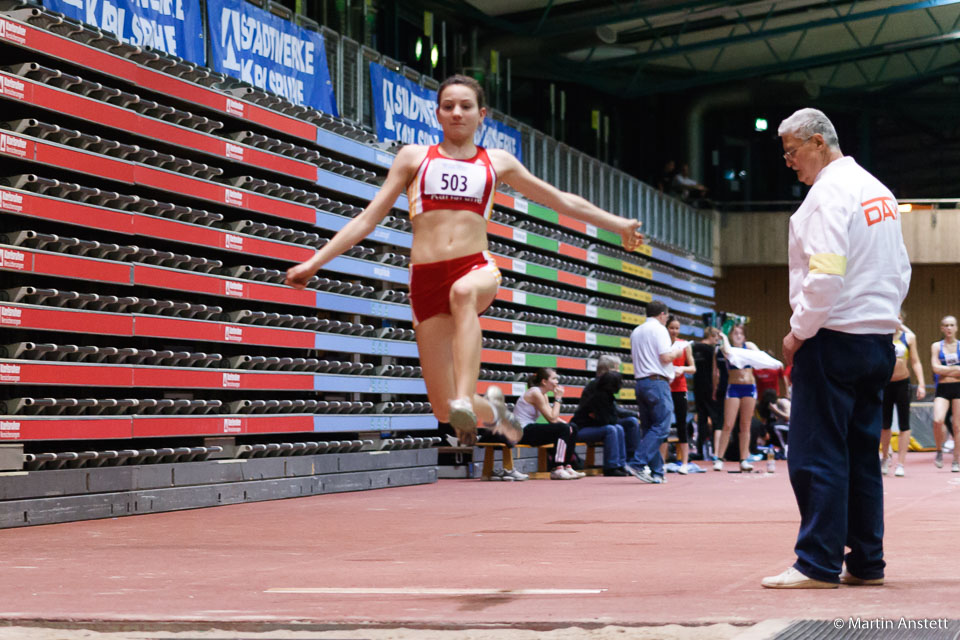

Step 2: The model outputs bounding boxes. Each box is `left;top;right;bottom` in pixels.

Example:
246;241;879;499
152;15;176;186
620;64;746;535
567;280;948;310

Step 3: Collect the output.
890;357;910;382
410;209;489;264
728;368;755;385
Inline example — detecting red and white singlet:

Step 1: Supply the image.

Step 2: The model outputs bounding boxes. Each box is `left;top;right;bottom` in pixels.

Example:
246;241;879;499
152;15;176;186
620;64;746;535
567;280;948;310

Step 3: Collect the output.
407;144;497;219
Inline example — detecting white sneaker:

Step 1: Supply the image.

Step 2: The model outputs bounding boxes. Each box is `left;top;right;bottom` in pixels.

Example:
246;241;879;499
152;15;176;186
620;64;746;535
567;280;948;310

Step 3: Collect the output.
881;457;890;475
492;468;528;481
550;468;575;480
483;387;524;443
677;463;689;475
761;567;837;589
894;464;904;477
564;466;586;478
952;461;960;473
740;459;754;472
935;450;943;468
448;398;477;446
713;459;723;472
840;567;885;586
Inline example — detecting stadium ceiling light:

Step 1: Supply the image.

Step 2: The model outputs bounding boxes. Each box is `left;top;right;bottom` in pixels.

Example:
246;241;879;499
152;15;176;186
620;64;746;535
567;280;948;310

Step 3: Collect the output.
415;37;423;61
754;117;768;132
431;43;439;68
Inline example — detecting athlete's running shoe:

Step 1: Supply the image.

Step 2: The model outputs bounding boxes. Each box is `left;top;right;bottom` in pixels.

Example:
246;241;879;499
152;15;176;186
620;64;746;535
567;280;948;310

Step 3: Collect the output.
448;398;478;446
483;387;523;443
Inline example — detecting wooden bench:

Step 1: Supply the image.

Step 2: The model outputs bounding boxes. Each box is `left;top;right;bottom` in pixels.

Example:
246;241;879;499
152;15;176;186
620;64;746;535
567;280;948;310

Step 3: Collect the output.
476;442;603;479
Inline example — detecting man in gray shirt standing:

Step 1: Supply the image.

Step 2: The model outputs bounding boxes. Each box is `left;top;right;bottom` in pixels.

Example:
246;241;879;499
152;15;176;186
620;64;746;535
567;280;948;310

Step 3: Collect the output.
628;300;685;483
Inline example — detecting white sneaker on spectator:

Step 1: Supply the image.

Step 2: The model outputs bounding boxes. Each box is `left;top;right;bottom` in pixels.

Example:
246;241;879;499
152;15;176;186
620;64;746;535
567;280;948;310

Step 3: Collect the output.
632;466;658;484
713;459;724;472
881;457;890;475
894;464;905;477
564;466;586;478
740;459;754;472
623;464;645;480
550;468;576;480
762;567;837;589
500;468;529;481
677;463;690;475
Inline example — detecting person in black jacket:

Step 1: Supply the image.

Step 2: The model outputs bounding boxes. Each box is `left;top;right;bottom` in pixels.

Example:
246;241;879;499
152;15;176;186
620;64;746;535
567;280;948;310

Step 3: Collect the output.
572;370;631;476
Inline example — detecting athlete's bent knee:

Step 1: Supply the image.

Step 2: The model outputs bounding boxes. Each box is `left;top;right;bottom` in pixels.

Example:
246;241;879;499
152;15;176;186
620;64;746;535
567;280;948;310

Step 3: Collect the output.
448;281;476;309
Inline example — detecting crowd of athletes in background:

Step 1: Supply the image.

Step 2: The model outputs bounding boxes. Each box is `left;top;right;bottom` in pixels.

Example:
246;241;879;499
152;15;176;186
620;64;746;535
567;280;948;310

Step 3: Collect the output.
467;310;957;482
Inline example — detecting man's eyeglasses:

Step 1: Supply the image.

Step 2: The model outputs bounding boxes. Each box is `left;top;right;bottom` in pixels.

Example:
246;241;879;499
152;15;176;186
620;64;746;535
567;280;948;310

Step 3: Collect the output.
783;137;811;161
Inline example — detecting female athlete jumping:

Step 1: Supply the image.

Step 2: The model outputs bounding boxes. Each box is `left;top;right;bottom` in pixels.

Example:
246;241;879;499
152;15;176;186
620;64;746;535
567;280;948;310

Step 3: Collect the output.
286;75;643;445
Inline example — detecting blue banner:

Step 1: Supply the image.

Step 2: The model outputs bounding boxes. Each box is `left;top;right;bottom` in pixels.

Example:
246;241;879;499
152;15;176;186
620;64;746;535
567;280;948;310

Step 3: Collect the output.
369;62;441;146
475;118;522;161
207;0;337;115
369;63;522;161
41;0;205;65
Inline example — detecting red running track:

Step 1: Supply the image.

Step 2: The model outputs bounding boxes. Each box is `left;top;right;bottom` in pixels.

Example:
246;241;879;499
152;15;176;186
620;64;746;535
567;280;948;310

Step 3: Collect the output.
0;452;958;628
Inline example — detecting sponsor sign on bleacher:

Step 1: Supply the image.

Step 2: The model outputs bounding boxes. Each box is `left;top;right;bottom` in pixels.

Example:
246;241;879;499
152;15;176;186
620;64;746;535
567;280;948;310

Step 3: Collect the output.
476;118;522;161
41;0;205;65
369;62;522;160
207;0;337;115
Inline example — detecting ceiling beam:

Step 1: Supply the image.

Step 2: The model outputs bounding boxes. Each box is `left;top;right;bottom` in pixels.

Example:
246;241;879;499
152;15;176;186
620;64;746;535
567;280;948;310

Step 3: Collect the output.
590;0;960;68
494;0;724;38
617;27;960;95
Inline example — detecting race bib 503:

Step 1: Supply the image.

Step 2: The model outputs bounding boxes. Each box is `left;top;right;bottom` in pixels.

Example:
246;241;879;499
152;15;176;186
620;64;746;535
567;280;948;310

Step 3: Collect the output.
424;159;486;202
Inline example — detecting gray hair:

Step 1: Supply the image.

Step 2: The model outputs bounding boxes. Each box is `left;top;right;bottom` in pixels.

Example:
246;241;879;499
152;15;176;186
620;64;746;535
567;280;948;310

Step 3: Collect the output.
596;354;621;375
778;108;840;150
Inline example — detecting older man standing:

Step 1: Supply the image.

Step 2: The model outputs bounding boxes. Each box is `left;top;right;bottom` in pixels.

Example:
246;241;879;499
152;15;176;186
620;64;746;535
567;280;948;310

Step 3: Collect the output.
628;300;685;483
762;109;911;589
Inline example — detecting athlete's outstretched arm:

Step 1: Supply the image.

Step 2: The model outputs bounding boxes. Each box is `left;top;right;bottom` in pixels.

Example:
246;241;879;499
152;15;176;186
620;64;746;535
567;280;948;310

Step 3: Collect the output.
285;146;421;288
491;150;643;252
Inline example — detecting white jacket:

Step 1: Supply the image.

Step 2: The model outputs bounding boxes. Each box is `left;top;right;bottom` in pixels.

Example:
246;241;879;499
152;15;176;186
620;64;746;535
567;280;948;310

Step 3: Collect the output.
788;156;911;340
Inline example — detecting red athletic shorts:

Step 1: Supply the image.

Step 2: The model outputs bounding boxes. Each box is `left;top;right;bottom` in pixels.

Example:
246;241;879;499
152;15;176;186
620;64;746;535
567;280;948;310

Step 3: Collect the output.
409;251;501;326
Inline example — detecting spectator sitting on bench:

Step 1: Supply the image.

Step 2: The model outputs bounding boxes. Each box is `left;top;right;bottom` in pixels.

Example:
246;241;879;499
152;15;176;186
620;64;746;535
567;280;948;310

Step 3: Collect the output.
480;368;583;479
572;369;633;476
509;368;584;480
592;355;641;460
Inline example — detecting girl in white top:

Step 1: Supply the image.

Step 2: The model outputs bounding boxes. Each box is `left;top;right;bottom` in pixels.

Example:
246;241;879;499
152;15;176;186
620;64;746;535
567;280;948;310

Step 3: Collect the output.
507;368;582;480
714;324;761;472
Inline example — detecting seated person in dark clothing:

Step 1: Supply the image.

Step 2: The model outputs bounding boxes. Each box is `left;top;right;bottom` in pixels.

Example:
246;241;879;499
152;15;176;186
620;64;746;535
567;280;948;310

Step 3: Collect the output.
572;370;631;476
593;355;641;460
